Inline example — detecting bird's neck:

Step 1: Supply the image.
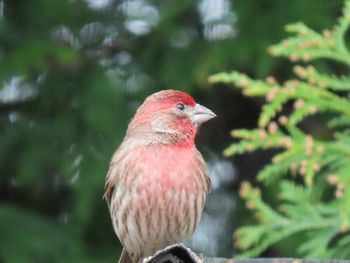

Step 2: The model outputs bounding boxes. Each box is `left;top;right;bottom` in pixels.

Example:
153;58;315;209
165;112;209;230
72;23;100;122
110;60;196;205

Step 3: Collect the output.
126;118;197;148
124;130;196;148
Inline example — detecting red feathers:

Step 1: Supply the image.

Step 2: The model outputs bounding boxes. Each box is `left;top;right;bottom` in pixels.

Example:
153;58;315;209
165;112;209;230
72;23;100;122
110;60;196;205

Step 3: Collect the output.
126;90;199;146
144;90;196;107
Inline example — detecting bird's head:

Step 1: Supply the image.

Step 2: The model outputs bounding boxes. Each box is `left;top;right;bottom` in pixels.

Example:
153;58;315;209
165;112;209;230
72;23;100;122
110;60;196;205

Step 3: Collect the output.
126;90;216;146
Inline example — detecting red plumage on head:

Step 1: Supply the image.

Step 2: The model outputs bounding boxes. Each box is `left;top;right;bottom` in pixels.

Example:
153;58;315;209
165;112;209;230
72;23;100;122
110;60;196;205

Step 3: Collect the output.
127;90;199;146
144;90;196;107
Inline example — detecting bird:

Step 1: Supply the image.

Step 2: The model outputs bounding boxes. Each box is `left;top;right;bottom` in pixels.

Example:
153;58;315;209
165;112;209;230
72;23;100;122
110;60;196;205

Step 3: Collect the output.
104;90;216;263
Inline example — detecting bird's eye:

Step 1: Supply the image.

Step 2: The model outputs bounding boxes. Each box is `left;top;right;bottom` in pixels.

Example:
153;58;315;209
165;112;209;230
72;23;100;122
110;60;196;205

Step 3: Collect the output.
176;102;185;111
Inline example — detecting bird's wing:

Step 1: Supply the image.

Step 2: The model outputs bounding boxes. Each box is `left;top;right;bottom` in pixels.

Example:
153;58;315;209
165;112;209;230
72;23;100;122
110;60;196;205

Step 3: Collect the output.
196;149;212;194
104;148;125;207
104;145;138;208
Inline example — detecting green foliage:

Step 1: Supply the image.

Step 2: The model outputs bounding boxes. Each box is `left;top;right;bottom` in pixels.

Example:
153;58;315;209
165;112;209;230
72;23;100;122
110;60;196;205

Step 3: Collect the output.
0;1;128;262
210;0;350;259
235;182;350;259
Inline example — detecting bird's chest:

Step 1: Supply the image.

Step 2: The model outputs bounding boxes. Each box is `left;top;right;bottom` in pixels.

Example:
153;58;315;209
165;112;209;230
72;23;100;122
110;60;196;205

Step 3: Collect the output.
127;145;203;196
111;144;207;255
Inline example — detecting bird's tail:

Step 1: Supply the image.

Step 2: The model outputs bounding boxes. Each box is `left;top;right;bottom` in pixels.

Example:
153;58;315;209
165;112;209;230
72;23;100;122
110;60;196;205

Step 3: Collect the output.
118;248;133;263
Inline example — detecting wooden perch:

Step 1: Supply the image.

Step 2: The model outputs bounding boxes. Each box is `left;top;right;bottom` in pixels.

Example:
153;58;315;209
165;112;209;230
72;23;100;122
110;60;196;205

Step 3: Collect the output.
204;259;350;263
143;243;202;263
143;244;350;263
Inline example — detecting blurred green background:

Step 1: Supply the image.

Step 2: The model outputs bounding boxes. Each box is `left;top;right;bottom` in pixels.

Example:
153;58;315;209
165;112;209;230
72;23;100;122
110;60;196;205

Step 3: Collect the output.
0;0;344;262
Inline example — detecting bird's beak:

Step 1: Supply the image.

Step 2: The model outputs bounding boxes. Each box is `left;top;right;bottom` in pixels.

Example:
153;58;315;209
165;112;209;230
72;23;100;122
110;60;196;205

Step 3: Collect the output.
190;103;216;125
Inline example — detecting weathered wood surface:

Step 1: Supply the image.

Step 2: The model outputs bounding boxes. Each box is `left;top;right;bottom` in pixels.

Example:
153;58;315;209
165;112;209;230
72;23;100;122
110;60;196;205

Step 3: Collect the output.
143;244;350;263
204;259;350;263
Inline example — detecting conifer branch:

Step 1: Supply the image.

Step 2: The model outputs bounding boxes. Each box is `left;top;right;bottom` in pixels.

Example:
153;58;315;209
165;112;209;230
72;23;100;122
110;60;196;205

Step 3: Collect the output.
210;0;350;258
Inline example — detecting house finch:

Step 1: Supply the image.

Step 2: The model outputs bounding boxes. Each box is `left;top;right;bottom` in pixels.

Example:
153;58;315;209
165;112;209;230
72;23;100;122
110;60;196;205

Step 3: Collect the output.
104;90;216;263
